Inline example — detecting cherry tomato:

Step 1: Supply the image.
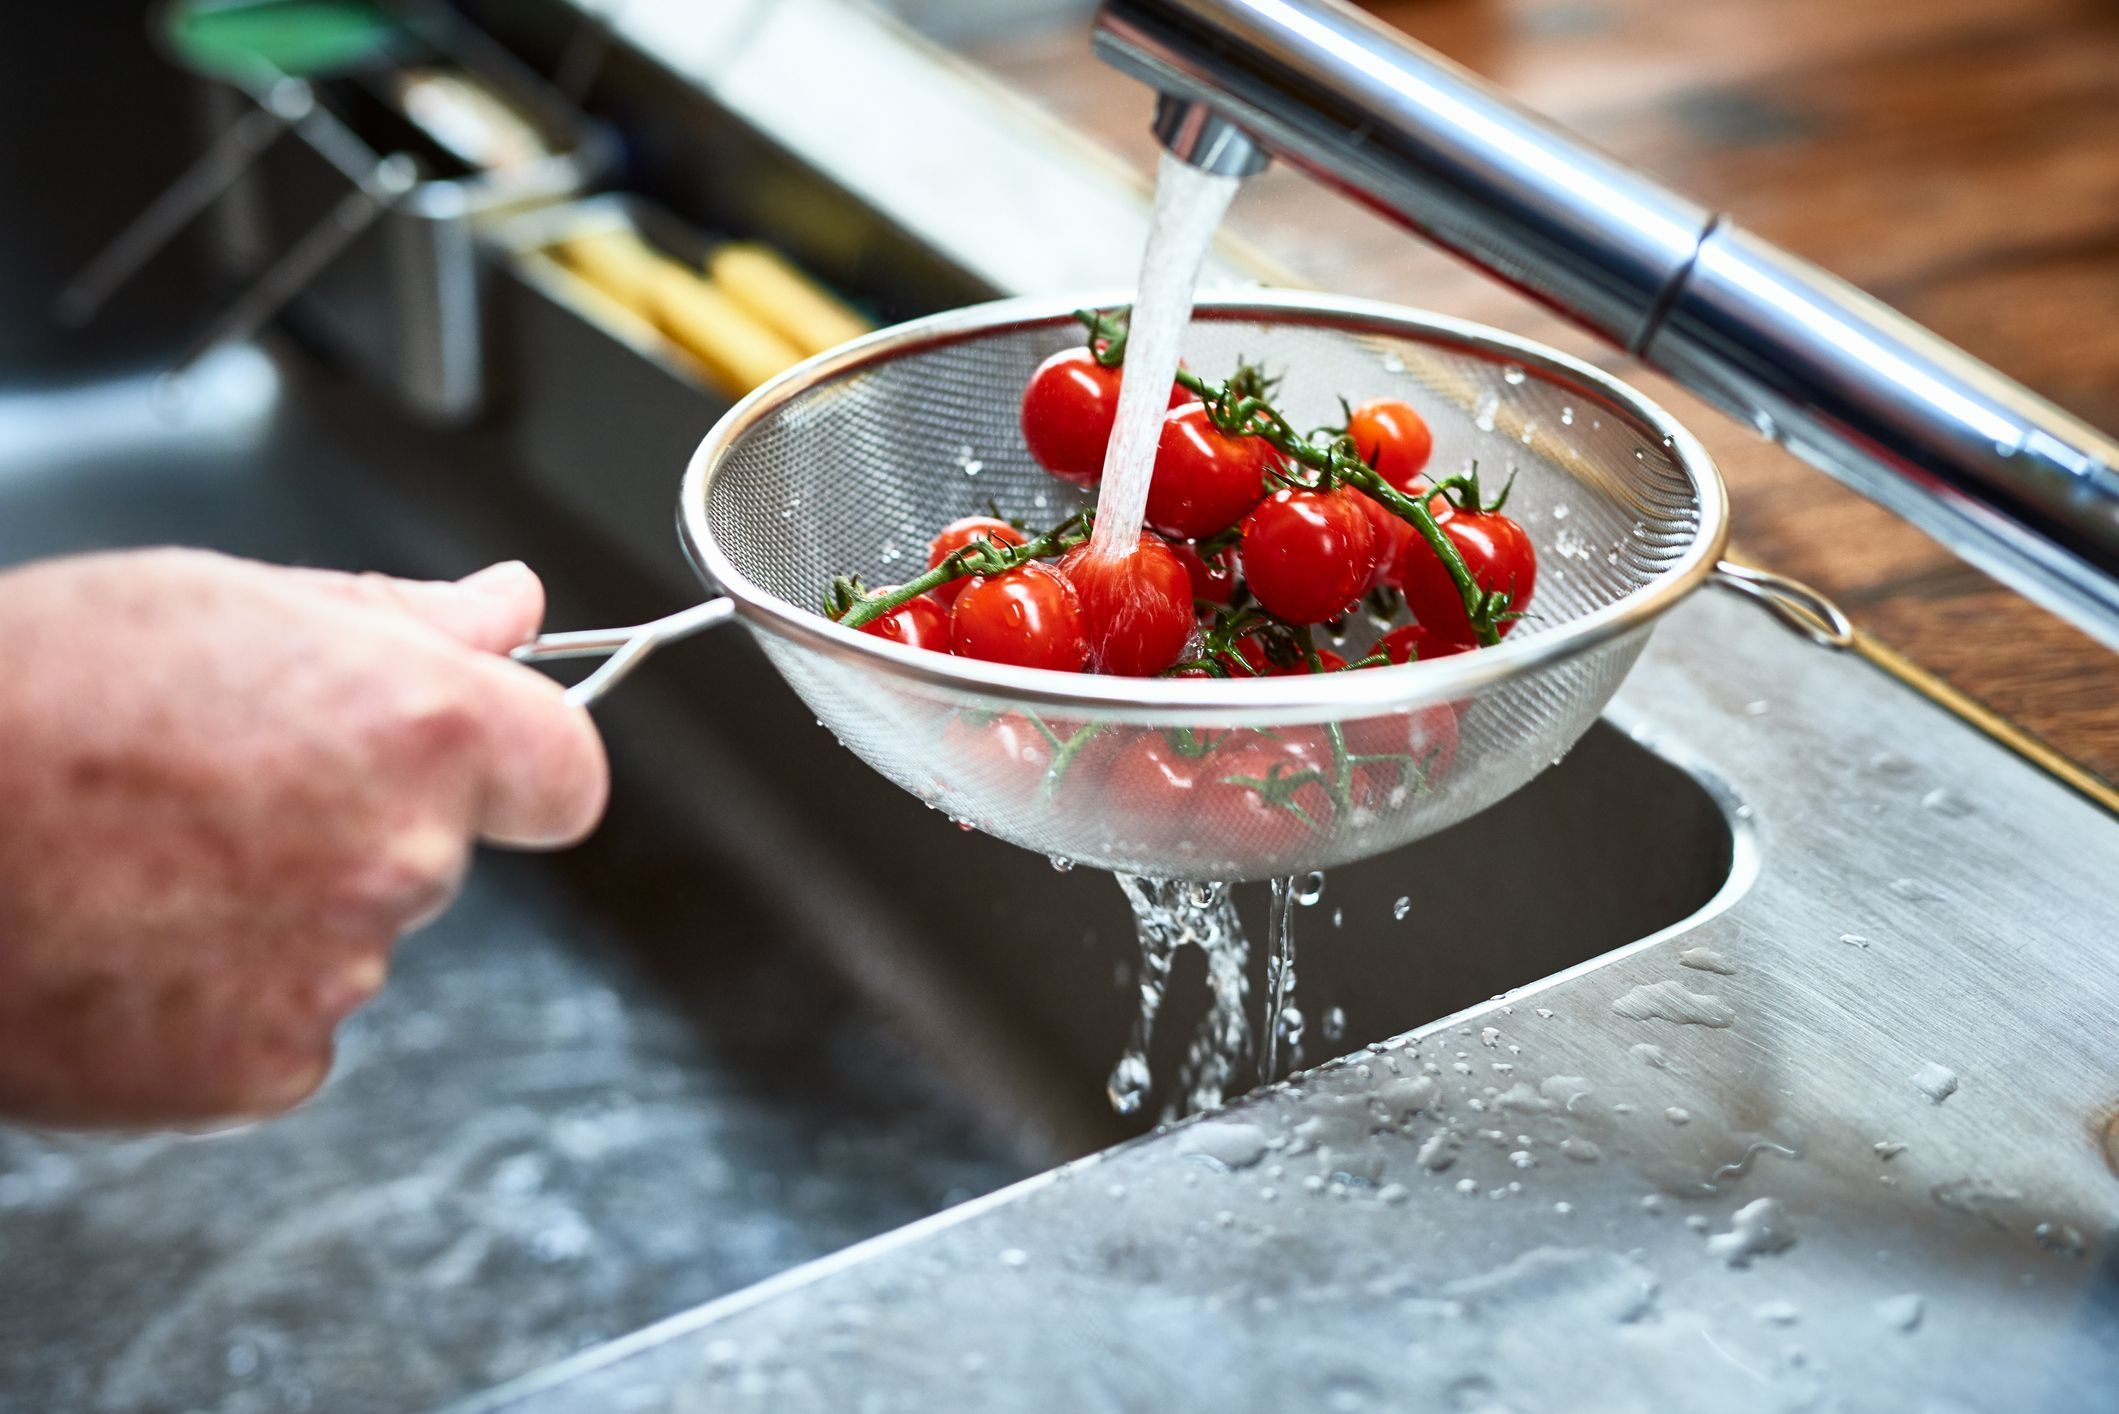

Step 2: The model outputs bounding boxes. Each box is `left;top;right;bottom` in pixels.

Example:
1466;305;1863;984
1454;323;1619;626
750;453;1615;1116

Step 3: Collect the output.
1347;397;1434;494
1020;348;1188;486
1341;703;1461;801
1058;534;1195;677
1171;539;1238;608
927;516;1026;606
855;589;949;651
1106;730;1330;868
939;711;1119;796
1376;622;1474;666
1239;486;1379;625
1354;491;1408;592
1395;507;1537;646
949;562;1090;671
1145;404;1277;539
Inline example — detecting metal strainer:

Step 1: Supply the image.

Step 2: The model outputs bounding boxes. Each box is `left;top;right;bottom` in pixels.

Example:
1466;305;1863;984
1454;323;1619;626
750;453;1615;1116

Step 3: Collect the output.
518;291;1851;881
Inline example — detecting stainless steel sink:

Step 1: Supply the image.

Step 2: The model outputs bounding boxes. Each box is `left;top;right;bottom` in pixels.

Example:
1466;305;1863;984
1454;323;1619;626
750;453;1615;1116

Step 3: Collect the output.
0;345;1739;1413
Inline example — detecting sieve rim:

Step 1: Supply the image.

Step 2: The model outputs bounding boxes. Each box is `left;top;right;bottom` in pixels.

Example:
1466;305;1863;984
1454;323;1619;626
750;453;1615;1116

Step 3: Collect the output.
679;290;1730;716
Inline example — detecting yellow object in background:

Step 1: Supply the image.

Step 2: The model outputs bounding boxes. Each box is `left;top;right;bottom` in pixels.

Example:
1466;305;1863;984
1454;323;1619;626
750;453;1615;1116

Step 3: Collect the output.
552;227;804;397
706;243;872;357
551;228;661;311
642;262;805;396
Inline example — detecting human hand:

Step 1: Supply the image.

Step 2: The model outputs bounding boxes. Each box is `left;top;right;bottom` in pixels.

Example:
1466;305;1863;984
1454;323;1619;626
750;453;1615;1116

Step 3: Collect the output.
0;548;607;1128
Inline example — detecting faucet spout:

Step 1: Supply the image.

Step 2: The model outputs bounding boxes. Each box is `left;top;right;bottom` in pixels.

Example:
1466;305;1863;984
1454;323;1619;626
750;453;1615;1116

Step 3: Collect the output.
1093;0;2119;651
1152;94;1269;179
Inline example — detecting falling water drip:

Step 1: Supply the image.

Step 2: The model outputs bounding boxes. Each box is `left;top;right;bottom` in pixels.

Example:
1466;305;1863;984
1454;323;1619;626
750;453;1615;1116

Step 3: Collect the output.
1176;885;1253;1115
1262;876;1305;1082
1109;876;1254;1118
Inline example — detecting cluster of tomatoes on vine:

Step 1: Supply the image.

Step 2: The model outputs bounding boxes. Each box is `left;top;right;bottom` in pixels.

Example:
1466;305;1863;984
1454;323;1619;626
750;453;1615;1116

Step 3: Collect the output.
814;310;1545;860
828;308;1539;684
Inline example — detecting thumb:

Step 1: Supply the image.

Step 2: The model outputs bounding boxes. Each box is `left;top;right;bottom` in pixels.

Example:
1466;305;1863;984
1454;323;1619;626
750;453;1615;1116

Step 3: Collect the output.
346;561;548;654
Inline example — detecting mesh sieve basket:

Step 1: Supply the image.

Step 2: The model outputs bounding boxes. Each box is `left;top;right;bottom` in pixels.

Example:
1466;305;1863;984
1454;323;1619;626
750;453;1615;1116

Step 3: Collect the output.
522;291;1851;881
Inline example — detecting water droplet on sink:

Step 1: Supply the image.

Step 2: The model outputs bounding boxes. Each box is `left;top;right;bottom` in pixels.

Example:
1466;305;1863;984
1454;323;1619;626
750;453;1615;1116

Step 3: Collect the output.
1473;391;1500;431
1706;1197;1796;1266
1560;406;1575;426
1743;699;1771;716
1380;351;1407;374
1678;947;1737;975
1840;933;1872;949
956;444;984;477
1875;1293;1924;1331
1561;1137;1602;1163
998;1247;1028;1268
1631;1042;1669;1069
1911;1062;1959;1104
1392;895;1411;921
1294;871;1326;906
1048;854;1075;872
1867;750;1916;776
1665;1107;1691;1125
1480;1027;1501;1048
2035;1222;2087;1258
1611;980;1736;1028
1920;788;1974;818
1501;363;1527;386
1874;1140;1907;1161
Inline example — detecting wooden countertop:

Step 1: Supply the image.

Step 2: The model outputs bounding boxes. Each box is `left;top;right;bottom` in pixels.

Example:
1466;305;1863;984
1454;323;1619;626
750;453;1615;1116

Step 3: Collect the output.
967;0;2119;792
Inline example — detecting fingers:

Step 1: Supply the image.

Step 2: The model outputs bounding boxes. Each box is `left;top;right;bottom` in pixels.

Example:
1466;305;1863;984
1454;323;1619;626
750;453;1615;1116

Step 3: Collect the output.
298;560;549;654
458;654;611;848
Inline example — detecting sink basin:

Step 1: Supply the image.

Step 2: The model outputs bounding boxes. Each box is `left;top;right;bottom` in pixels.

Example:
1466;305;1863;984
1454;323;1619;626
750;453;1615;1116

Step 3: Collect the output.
0;351;1740;1412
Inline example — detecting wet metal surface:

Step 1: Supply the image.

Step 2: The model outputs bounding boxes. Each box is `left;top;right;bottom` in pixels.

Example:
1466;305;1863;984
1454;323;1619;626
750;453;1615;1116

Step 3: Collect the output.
462;586;2119;1414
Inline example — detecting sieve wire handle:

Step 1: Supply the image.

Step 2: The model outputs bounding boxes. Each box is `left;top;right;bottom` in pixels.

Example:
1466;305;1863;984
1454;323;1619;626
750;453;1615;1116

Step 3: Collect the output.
512;599;737;707
1709;561;1855;650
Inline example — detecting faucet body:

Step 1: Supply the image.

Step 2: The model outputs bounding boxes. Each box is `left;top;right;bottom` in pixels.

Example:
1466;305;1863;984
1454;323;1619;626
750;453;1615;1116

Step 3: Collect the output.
1095;0;2119;650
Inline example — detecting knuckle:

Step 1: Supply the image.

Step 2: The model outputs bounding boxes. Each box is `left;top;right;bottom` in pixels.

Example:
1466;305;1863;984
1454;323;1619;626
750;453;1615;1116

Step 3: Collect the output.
329;824;468;931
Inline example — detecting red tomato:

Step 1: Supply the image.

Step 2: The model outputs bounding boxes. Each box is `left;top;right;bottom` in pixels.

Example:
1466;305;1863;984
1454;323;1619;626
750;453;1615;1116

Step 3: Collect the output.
1354;485;1449;591
939;710;1055;793
1376;623;1474;666
939;711;1120;796
1354;491;1408;592
1171;539;1238;608
855;589;949;651
1145;404;1277;539
1057;534;1195;677
927;516;1027;606
1396;508;1538;646
1239;487;1379;625
949;562;1090;671
1106;730;1330;867
1020;348;1187;486
1341;703;1461;801
1347;397;1434;494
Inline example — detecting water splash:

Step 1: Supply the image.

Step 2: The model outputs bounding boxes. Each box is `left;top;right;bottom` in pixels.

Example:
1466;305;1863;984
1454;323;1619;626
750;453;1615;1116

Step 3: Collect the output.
1109;875;1253;1117
1261;877;1306;1083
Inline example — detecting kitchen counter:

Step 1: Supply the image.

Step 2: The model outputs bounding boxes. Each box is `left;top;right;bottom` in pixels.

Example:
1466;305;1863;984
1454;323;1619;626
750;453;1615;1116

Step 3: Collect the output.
458;579;2119;1414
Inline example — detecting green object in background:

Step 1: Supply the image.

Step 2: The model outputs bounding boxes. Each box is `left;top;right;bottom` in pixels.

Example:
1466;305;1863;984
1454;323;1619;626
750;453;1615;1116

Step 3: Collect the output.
164;0;401;81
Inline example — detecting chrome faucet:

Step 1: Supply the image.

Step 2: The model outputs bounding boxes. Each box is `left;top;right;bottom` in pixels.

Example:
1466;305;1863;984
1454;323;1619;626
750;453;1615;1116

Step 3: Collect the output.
1095;0;2119;650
